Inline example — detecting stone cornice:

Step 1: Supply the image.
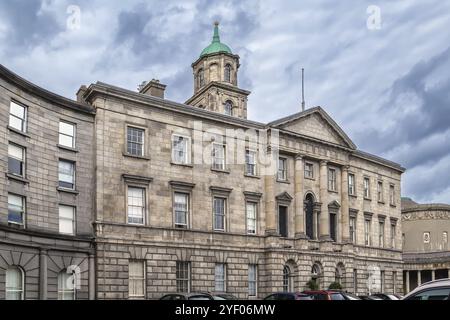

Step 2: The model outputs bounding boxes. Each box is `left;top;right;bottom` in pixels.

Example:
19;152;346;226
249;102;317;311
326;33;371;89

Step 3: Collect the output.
402;209;450;221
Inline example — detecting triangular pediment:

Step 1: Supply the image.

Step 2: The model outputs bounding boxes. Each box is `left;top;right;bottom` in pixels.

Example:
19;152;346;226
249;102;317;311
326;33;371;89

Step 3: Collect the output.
276;192;293;202
269;107;356;150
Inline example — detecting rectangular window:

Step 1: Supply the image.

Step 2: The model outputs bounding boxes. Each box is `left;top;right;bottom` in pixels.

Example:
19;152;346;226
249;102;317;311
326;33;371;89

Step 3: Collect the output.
248;264;257;297
213;197;226;231
9;101;27;132
353;269;358;294
364;177;370;199
389;184;395;205
349;216;356;243
379;221;385;248
215;264;226;292
172;135;190;164
277;158;287;181
393;271;397;294
328;168;337;191
58;160;75;190
8;194;25;225
245;150;257;176
129;261;145;298
127;127;144;156
381;270;385;292
304;162;314;179
391;224;396;249
59;205;75;235
174;192;189;228
176;261;190;293
59;121;76;148
246;202;257;235
212;143;226;170
278;206;288;237
8;143;25;177
348;173;355;196
127;187;145;225
377;181;383;202
364;219;372;246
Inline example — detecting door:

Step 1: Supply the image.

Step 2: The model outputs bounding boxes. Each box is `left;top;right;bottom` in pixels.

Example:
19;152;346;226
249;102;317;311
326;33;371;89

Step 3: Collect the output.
279;206;288;237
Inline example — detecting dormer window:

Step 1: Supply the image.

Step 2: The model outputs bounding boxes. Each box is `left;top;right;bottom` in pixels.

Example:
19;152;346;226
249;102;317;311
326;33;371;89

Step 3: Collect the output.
197;69;205;88
224;100;232;116
224;64;232;83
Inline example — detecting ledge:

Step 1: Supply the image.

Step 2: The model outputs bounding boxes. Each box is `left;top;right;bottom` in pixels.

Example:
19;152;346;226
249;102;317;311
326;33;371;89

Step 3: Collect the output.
276;179;290;184
169;180;196;189
328;189;339;194
210;186;233;194
243;191;263;199
122;174;153;185
6;173;30;184
170;162;194;168
122;152;151;161
7;125;30;138
57;187;79;195
244;174;260;179
349;194;358;198
304;177;315;181
57;144;79;153
211;168;230;174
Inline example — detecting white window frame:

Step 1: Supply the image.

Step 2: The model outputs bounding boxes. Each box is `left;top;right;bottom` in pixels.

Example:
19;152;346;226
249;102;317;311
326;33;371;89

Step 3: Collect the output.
213;197;226;231
328;168;337;191
128;260;146;299
364;219;372;246
246;201;257;235
212;143;226;170
8;193;26;226
9;100;27;133
391;224;396;249
59;205;76;235
58;160;76;190
174;192;189;228
5;266;25;300
349;216;356;243
304;162;314;179
126;126;145;157
58;269;76;300
59;120;76;148
379;221;385;248
248;264;258;297
172;134;191;165
215;263;227;292
377;181;384;202
277;157;287;181
348;173;355;196
8;143;25;177
363;177;370;199
389;184;395;206
245;149;257;176
176;261;191;293
127;186;146;225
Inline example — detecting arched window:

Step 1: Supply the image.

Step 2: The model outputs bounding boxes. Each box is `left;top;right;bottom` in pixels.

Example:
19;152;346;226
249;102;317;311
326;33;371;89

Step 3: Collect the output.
335;263;345;286
311;263;322;289
197;69;205;88
282;265;294;292
58;269;76;300
224;64;232;83
305;194;315;239
224;100;232;116
5;266;24;300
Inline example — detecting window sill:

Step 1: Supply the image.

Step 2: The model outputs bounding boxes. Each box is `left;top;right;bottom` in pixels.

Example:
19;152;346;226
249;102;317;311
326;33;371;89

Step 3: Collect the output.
171;162;194;168
244;174;260;179
8;222;25;229
304;176;315;181
364;197;372;201
276;179;290;184
390;204;397;208
122;152;150;160
57;187;80;195
328;189;339;194
57;144;79;153
349;194;357;198
6;173;30;184
211;168;230;174
378;201;385;205
7;125;30;138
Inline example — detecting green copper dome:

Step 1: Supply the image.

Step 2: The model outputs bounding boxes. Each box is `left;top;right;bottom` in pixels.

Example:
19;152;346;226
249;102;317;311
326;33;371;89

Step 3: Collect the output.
200;22;232;57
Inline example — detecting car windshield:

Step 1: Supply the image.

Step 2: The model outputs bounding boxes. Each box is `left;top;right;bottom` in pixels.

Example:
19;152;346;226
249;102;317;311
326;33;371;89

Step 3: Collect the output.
330;293;346;300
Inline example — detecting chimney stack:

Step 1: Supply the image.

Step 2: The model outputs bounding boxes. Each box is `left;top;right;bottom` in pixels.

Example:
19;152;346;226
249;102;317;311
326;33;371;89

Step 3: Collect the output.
138;79;167;99
76;85;88;103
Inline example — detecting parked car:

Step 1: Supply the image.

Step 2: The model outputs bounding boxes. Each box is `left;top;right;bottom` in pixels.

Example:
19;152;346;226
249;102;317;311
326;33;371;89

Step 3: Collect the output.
371;293;400;300
302;290;347;300
340;292;361;300
264;292;312;300
402;278;450;300
213;293;238;300
160;292;215;300
358;295;383;300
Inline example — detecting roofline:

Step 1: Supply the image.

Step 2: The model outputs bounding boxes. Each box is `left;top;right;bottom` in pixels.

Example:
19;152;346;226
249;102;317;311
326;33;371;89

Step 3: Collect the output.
0;64;95;115
402;203;450;213
185;81;251;105
352;150;406;173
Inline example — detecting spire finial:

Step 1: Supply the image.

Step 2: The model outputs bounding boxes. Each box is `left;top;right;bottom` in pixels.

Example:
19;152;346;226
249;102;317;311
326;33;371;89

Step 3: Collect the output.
212;21;220;43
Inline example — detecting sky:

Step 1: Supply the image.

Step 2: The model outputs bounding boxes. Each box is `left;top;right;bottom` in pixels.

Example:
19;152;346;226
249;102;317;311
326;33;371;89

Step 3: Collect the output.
0;0;449;203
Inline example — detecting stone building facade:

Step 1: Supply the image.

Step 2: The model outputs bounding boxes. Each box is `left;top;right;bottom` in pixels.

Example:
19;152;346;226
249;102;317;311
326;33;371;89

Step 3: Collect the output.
0;65;96;299
81;24;405;299
401;198;450;293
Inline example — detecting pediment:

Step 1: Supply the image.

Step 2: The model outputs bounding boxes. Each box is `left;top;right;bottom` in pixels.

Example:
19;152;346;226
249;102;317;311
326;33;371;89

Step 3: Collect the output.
276;192;293;202
269;107;356;150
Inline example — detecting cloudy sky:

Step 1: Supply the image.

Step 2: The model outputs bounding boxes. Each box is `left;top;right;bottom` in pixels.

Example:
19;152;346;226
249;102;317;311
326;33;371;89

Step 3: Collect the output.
0;0;449;203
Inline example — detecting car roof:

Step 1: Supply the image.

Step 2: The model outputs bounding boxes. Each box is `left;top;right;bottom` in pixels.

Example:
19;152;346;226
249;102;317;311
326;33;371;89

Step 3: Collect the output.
403;278;450;299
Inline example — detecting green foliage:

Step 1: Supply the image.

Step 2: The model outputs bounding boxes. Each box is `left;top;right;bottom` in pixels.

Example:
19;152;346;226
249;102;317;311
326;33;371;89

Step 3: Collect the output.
328;282;343;290
306;279;319;290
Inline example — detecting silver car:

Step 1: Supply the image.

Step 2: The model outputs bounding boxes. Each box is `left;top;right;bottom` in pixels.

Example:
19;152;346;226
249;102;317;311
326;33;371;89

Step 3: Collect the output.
402;278;450;300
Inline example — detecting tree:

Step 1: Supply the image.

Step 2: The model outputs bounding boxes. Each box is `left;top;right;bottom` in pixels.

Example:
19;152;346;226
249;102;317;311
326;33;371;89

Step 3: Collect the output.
328;282;343;290
306;279;319;290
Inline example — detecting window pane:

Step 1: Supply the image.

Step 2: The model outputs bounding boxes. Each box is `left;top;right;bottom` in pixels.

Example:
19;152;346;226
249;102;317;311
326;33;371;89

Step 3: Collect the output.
128;187;145;224
58;271;75;300
129;261;145;298
8;194;24;224
59;134;74;148
6;267;23;300
174;193;188;226
10;102;25;118
59;206;75;235
59;161;75;189
127;127;144;156
60;121;74;136
8;144;24;160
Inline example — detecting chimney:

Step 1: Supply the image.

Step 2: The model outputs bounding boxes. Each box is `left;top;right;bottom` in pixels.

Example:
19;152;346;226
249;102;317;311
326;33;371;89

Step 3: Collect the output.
139;79;167;99
76;85;88;103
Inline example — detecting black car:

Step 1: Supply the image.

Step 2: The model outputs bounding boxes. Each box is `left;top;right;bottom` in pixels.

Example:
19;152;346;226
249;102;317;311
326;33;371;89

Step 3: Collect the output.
160;292;214;300
264;292;312;300
371;293;400;300
213;293;238;300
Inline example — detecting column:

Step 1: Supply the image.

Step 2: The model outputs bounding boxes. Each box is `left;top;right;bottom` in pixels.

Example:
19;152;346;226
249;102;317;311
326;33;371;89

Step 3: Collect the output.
319;160;330;240
89;253;96;300
39;249;48;300
417;270;421;286
341;165;350;243
265;149;277;235
405;271;410;293
294;154;305;238
431;270;435;281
